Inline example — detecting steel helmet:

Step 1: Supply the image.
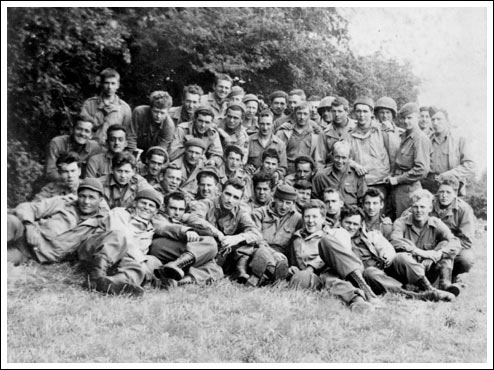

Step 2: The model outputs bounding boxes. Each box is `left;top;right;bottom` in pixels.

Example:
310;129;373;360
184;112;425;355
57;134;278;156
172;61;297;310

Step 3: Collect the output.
317;96;335;115
374;97;398;117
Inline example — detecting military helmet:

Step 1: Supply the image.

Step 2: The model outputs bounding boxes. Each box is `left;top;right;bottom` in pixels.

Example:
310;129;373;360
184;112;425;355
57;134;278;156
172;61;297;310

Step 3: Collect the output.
374;97;398;117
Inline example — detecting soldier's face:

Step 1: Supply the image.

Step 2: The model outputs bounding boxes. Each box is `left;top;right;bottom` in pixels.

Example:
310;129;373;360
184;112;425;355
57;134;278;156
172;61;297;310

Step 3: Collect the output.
226;152;242;172
198;176;218;199
258;117;274;136
255;181;272;204
113;163;134;185
333;148;350;171
135;198;158;221
107;130;127;153
296;163;312;180
162;169;182;192
377;108;394;124
184;93;201;114
341;214;362;237
437;184;456;207
185;146;204;166
59;162;81;189
309;101;320;119
229;95;243;104
355;104;372;127
420;111;431;127
151;107;168;124
288;95;302;112
295;107;310;126
77;189;102;215
245;101;259;118
271;98;287;115
411;197;432;223
319;107;332;123
101;77;119;97
431;112;448;136
214;80;232;100
402;113;419;130
295;188;311;206
324;192;343;216
274;198;294;216
303;208;325;234
262;157;279;173
363;196;383;218
225;109;243;130
331;105;348;125
73;121;93;145
220;185;243;210
166;198;186;220
147;154;166;176
194;114;213;134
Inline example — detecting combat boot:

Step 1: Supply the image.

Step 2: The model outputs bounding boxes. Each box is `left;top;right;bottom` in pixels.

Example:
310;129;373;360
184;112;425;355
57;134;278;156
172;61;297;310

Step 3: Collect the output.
93;274;144;297
416;276;455;302
158;275;195;290
156;251;196;281
438;263;461;297
348;269;379;303
88;255;110;281
236;255;251;284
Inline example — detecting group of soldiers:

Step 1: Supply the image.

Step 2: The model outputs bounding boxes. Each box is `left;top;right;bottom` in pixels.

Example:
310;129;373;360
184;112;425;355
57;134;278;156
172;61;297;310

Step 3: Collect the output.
7;68;477;312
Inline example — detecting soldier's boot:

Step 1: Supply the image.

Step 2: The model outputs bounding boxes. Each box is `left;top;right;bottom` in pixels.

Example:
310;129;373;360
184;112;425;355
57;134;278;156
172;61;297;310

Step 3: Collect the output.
236;256;251;284
93;274;144;297
348;270;380;304
396;287;444;301
438;264;461;297
416;276;455;302
84;255;111;290
267;258;289;282
158;275;195;290
155;252;196;281
349;296;373;313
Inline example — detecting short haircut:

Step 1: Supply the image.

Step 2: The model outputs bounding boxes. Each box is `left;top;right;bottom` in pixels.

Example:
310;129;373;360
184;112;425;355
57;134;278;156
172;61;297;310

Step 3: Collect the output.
106;124;127;138
363;188;385;203
340;205;365;222
332;141;351;156
293;179;312;191
164;163;182;174
74;117;94;128
302;199;326;217
258;109;274;120
56;152;81;169
410;189;434;204
223;177;245;193
419;106;430;113
288;89;306;101
194;107;215;120
332;97;350;111
149;91;173;110
164;191;186;207
253;171;276;189
323;187;343;201
431;107;449;121
261;148;280;164
100;68;120;82
111;151;136;170
183;84;204;98
198;172;218;184
438;175;460;191
226;104;245;118
294;102;310;112
146;148;168;162
215;73;233;85
225;145;244;160
294;156;315;170
308;95;322;102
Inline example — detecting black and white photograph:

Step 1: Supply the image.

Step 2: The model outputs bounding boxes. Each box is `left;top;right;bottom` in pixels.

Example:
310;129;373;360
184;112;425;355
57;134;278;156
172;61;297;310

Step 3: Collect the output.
2;2;492;366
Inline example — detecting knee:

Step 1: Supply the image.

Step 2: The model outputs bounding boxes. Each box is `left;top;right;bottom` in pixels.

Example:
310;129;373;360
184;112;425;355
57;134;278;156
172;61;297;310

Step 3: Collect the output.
289;270;322;290
363;267;381;280
455;250;475;273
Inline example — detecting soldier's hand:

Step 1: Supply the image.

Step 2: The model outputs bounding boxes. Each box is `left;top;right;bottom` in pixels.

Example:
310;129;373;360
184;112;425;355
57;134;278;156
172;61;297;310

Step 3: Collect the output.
25;225;41;246
352;163;368;176
287;266;300;278
185;230;201;242
422;259;434;270
221;235;243;249
219;246;232;256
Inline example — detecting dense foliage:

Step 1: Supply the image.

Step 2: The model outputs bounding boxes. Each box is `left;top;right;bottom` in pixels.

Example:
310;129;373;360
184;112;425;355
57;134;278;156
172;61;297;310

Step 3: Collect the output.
7;7;421;206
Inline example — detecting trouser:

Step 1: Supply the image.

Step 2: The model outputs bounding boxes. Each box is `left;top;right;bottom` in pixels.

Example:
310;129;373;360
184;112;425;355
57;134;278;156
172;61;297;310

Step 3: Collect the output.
78;230;160;286
319;270;364;305
453;248;474;277
215;244;255;277
149;236;223;284
7;214;37;264
392;181;422;218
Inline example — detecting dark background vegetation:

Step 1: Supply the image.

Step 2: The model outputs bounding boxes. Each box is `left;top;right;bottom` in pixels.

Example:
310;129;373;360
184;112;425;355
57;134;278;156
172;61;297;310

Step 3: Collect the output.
6;7;486;218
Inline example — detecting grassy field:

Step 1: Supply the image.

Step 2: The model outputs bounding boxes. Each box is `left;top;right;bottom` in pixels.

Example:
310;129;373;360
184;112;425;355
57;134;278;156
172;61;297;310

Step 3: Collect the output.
6;223;489;364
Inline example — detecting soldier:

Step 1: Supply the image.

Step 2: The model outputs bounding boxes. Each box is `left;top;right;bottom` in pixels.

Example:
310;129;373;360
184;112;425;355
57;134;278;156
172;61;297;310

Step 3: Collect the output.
45;118;102;181
98;152;153;209
247;109;287;174
80;68;134;149
79;189;164;297
242;94;260;135
186;178;262;283
217;102;249;159
307;95;322;124
160;163;184;196
170;105;223;166
322;187;344;227
85;124;130;178
268;90;288;122
422;107;475;195
390;189;462;297
227;86;245;104
7;179;109;265
34;152;82;202
419;106;434;136
131;90;175;154
317;96;356;167
384;103;431;218
312;141;367;206
195;166;221;201
248;171;276;210
136;146;169;189
284;155;316;186
362;188;393;240
430;176;475;284
248;185;302;286
340;205;454;301
168;85;204;126
151;191;224;288
317;96;335;130
374;96;402;166
200;73;233;121
293;180;312;214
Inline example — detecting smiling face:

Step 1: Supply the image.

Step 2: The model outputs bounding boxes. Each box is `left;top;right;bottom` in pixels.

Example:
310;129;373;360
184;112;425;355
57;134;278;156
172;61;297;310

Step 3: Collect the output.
303;207;325;234
135;198;158;221
271;97;287;116
377;108;394;124
401;113;419;131
77;189;102;215
273;197;294;216
73;121;93;145
295;188;311;207
184;93;201;114
411;197;432;223
262;156;279;173
420;110;431;128
112;163;134;185
214;79;232;100
147;154;166;177
107;129;127;154
226;151;243;172
363;195;383;218
341;214;362;238
254;181;272;204
333;145;350;172
162;168;182;193
198;175;218;200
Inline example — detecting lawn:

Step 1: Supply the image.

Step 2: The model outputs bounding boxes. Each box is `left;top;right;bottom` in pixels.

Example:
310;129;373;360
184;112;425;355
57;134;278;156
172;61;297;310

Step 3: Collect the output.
5;222;489;364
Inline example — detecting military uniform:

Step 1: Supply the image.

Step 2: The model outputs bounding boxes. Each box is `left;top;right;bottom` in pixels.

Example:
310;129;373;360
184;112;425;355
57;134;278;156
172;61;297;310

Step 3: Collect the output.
247;133;287;171
168;105;192;126
98;173;153;209
45;134;102;181
32;181;78;202
364;215;393;241
132;105;175;154
171;155;205;200
316;118;356;166
85;151;114;178
201;92;228;122
80;95;134;149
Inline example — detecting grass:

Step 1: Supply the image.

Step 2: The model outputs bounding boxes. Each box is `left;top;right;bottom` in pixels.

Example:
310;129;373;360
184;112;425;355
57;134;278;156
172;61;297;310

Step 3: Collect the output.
6;222;489;363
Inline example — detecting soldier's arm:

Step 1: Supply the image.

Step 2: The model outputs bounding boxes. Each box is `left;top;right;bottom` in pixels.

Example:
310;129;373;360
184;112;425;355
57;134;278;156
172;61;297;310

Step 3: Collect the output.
389;217;419;253
395;136;431;184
